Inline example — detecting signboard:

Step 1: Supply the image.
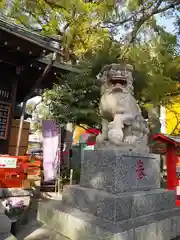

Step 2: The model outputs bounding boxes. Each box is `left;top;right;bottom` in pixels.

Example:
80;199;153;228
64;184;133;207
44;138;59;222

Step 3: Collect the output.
42;120;60;181
0;101;11;139
0;88;11;102
0;156;17;168
84;145;94;150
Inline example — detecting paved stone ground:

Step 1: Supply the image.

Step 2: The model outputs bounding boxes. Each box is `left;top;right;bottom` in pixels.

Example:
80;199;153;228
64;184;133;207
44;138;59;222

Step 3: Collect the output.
15;206;180;240
14;181;68;240
15;204;68;240
23;227;69;240
14;183;180;240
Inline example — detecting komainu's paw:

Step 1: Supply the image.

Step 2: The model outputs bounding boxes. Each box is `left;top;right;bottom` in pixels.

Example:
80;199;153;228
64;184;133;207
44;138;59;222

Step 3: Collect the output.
124;136;137;144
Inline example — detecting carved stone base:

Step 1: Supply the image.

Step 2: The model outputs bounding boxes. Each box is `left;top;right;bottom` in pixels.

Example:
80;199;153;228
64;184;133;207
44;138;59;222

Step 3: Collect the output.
95;139;149;152
95;141;136;150
38;200;180;240
37;150;180;239
62;185;176;223
81;150;160;193
0;233;16;239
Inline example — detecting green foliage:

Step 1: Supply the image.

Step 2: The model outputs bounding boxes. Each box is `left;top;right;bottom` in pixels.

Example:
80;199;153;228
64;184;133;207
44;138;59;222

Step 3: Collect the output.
127;0;141;11
42;34;179;127
3;0;114;58
126;32;179;105
43;74;101;127
0;0;6;9
26;101;51;132
43;41;123;126
2;0;180;57
105;0;180;44
1;0;179;128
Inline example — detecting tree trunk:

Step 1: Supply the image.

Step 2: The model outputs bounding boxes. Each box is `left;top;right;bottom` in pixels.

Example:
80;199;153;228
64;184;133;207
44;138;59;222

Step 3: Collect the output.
147;105;161;150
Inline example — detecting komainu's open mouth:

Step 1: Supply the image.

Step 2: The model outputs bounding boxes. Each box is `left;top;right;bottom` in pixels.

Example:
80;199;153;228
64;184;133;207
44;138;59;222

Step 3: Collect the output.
110;78;127;87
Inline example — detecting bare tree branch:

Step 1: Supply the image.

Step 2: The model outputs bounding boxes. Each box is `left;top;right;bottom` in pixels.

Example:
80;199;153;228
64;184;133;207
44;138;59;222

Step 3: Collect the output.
107;0;180;44
105;0;158;26
155;1;180;14
170;121;180;135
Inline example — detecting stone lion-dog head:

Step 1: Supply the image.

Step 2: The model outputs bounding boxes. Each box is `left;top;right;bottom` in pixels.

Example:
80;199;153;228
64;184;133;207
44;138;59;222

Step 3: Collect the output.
97;63;134;95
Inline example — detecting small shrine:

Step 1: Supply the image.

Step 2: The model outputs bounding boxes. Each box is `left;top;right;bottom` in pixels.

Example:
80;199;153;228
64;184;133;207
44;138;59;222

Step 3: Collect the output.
152;133;180;205
0;15;83;238
0;15;80;155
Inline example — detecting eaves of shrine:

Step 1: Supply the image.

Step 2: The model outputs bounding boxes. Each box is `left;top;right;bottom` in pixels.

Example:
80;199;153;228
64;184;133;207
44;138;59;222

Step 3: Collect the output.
0;15;82;103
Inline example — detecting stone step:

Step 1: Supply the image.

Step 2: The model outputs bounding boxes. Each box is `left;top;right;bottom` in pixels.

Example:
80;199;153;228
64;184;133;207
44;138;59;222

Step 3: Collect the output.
62;185;176;222
37;199;180;240
0;233;16;240
0;213;11;234
23;225;69;240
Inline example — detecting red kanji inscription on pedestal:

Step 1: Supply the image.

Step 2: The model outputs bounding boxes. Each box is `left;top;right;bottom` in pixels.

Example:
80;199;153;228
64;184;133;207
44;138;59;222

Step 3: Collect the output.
136;160;146;179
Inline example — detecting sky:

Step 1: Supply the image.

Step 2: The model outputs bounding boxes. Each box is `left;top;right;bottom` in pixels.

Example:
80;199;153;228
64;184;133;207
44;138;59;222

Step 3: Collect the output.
157;16;176;34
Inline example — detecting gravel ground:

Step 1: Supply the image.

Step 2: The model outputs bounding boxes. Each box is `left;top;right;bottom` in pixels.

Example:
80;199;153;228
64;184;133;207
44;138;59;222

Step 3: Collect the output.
13;182;68;240
15;208;180;240
13;183;180;240
15;208;68;240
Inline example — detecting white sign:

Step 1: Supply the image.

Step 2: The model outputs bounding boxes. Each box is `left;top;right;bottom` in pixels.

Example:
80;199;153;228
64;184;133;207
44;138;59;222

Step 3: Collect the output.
177;186;180;196
84;145;94;150
0;157;17;168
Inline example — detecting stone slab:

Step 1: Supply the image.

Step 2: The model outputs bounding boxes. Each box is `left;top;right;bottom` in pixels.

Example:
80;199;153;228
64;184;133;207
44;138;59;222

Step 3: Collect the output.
62;185;176;222
80;150;160;193
0;233;16;240
19;225;70;240
134;217;180;240
0;213;11;234
0;200;6;214
37;200;180;240
0;188;31;198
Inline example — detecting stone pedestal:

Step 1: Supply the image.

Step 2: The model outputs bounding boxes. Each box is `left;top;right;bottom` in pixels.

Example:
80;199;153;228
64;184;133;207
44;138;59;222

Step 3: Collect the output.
37;150;180;240
80;151;160;193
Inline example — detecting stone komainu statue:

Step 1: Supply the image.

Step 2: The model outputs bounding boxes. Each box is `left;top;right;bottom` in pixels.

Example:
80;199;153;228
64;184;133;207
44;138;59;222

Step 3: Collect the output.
96;63;149;151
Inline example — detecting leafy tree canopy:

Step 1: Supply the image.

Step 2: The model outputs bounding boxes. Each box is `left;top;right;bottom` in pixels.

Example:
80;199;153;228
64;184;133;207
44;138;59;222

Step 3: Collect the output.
1;0;180;58
42;31;180;127
1;0;114;59
1;0;179;128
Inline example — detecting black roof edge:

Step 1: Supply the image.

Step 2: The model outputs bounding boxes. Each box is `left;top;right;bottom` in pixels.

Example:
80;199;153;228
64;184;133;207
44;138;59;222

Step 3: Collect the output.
0;15;62;54
39;57;83;73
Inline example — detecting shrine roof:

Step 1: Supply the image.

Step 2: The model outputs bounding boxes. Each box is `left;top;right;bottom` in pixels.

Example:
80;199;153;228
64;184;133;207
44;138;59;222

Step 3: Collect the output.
152;133;180;145
0;15;82;102
0;15;61;54
15;60;82;102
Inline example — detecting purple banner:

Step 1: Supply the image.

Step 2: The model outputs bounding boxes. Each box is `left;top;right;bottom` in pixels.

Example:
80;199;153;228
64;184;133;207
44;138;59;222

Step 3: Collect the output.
42;120;60;181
